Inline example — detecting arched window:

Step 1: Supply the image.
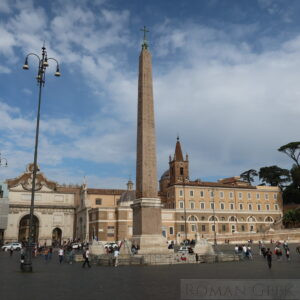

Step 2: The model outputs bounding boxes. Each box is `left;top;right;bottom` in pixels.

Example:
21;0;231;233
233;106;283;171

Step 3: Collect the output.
265;216;274;223
229;216;237;222
247;216;257;222
188;215;198;222
208;216;218;222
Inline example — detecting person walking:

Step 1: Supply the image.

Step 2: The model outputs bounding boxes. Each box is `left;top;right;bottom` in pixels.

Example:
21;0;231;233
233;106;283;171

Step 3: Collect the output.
234;245;239;255
44;247;49;262
9;245;13;257
285;247;290;261
266;248;272;269
114;247;120;267
242;245;247;259
48;247;53;260
58;247;64;264
82;248;91;268
247;246;253;260
20;248;25;271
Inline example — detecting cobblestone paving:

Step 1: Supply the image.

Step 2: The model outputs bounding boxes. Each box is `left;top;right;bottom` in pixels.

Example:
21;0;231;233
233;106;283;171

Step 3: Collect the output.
0;244;299;300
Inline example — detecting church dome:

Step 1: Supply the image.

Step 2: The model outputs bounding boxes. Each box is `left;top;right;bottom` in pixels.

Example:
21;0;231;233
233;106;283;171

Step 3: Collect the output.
160;170;170;181
118;190;136;204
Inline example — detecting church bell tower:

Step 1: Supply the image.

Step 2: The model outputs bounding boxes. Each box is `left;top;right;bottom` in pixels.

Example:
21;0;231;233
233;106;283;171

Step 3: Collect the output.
169;137;189;185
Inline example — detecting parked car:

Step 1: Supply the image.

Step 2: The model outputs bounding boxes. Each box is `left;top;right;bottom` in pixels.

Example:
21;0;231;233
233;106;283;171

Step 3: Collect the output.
104;243;118;249
178;246;193;254
2;242;22;251
71;243;81;249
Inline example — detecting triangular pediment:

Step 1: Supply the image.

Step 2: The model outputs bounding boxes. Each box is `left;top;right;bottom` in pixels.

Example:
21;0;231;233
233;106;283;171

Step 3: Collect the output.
6;163;57;192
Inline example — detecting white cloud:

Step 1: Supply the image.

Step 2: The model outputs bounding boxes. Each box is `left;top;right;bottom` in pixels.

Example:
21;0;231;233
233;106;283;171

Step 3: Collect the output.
0;65;10;73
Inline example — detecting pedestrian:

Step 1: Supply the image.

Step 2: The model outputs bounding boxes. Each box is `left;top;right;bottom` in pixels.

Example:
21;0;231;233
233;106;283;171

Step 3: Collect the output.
82;248;91;268
20;249;25;271
48;247;53;260
234;245;239;254
114;247;120;267
266;248;272;269
44;248;49;262
283;240;288;251
258;241;262;255
285;248;290;261
58;247;64;264
69;248;75;264
195;253;199;262
242;245;247;259
247;246;253;260
9;246;13;257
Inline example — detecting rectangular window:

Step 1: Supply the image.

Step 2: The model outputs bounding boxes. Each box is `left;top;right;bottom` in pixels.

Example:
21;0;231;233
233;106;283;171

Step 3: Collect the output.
190;190;194;197
179;190;183;197
210;191;214;198
248;204;252;211
256;193;260;199
257;204;261;211
95;198;102;205
180;167;184;175
200;202;205;209
250;225;254;232
200;190;204;197
241;225;245;232
230;203;234;210
265;193;269;200
239;203;243;210
266;204;270;211
229;192;234;199
273;193;277;200
191;224;196;232
220;203;225;210
238;192;242;199
169;227;174;235
247;193;251;200
201;225;206;231
190;201;195;209
222;225;226;232
179;201;184;209
210;202;214;210
275;204;278;211
180;224;185;232
212;224;215;232
220;191;224;198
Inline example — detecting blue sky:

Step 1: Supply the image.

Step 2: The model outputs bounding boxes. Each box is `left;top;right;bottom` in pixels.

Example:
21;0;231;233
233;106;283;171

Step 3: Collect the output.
0;0;300;188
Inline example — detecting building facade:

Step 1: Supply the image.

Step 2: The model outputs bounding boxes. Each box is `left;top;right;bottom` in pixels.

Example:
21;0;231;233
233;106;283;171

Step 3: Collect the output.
84;139;283;244
0;182;9;245
4;164;79;245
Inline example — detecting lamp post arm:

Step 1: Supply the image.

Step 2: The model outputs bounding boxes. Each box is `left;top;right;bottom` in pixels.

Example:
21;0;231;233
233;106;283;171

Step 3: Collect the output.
26;53;41;64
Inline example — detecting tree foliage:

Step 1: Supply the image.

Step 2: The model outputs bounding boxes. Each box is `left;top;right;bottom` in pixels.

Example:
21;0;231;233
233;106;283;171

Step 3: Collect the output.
240;169;257;185
283;209;300;227
258;165;290;188
278;142;300;167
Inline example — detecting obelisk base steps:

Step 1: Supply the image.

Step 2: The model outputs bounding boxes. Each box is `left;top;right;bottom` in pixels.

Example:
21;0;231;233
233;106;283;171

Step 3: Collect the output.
131;197;169;254
131;234;169;254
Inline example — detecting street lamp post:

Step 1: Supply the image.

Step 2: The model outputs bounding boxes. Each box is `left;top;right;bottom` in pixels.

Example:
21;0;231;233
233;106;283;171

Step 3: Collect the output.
0;153;8;167
22;45;60;272
210;188;217;247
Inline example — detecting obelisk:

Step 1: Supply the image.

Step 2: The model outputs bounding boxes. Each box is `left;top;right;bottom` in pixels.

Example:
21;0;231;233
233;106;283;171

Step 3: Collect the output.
131;27;168;254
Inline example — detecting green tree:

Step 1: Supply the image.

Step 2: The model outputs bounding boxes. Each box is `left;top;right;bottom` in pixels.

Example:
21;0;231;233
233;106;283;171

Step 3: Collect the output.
240;169;258;185
258;165;290;188
278;142;300;168
283;209;300;227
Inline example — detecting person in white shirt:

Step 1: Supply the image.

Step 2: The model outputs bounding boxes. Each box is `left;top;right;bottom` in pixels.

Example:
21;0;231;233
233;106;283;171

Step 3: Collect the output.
58;248;64;264
114;248;120;267
82;248;91;268
234;245;239;254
